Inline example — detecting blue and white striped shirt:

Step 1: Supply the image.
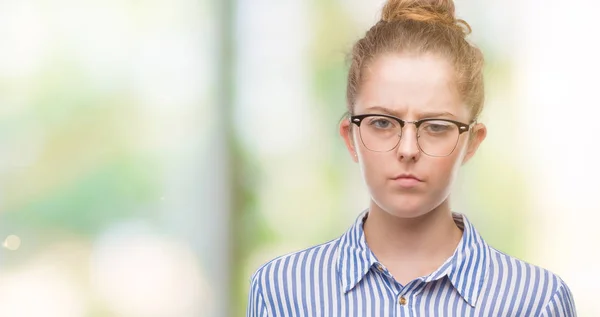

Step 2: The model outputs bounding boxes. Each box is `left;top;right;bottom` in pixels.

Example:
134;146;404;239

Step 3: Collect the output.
247;211;576;316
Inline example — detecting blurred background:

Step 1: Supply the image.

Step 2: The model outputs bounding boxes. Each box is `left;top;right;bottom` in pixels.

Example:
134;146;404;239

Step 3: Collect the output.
0;0;598;316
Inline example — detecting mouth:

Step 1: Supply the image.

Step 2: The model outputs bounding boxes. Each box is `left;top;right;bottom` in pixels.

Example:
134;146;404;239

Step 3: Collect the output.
392;173;422;181
391;174;423;187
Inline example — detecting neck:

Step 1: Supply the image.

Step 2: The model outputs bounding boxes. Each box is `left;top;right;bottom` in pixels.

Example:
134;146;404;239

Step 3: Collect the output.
363;200;463;274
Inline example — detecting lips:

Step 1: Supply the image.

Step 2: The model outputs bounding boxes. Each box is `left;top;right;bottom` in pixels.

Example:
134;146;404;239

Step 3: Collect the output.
391;173;423;188
392;173;422;182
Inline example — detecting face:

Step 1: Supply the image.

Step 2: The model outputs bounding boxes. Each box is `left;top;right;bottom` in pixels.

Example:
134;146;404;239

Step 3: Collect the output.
340;53;486;219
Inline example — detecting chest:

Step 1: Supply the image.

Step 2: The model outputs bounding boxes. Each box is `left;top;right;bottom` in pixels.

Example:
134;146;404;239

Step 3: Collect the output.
265;273;537;317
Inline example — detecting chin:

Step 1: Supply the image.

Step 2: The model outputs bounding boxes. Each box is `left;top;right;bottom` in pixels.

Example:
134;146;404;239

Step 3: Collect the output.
374;197;434;219
373;191;443;218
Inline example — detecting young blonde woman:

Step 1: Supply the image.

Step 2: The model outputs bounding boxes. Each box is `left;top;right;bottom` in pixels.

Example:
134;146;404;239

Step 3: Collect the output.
247;0;576;315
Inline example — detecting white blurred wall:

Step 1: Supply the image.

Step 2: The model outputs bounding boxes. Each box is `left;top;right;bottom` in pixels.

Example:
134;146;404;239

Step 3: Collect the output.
516;0;600;314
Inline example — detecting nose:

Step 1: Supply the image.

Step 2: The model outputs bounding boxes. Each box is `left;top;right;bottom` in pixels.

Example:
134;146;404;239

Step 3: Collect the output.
396;124;421;161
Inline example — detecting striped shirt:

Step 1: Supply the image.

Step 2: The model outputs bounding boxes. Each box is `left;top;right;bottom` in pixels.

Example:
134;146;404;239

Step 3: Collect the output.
247;210;577;316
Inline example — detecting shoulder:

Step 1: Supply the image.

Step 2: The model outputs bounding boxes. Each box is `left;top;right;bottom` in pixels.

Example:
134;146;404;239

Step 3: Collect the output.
247;238;343;315
484;247;576;315
249;237;342;293
487;247;568;291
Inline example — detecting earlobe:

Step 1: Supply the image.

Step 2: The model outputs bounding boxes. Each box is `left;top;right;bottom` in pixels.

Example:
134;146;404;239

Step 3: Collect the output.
339;120;359;163
462;123;487;165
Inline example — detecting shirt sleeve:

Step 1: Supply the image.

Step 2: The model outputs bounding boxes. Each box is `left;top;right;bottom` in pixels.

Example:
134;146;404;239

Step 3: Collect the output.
538;279;577;317
246;278;269;317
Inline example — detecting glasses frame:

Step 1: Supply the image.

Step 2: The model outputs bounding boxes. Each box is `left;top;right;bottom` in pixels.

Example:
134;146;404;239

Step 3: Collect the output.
349;113;474;157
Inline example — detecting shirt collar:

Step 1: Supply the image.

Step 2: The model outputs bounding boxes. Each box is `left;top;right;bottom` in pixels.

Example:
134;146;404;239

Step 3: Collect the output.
336;210;490;307
336;209;377;294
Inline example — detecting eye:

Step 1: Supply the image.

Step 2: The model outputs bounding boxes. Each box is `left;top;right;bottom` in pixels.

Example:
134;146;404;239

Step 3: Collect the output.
367;117;396;129
421;121;453;134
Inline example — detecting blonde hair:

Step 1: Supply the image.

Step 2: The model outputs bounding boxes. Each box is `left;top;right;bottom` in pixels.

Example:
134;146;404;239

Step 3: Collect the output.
346;0;484;120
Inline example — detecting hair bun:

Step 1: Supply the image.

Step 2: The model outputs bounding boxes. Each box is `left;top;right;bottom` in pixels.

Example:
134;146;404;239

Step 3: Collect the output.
381;0;471;35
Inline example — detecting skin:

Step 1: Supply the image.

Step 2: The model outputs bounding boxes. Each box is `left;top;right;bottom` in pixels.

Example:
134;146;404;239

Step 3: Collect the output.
339;52;487;285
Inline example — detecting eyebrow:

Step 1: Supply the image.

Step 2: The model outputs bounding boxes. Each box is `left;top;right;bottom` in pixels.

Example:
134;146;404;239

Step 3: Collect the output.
363;106;457;119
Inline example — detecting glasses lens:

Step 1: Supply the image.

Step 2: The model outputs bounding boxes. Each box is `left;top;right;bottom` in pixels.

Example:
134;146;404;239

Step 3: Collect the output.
358;116;401;152
417;120;460;156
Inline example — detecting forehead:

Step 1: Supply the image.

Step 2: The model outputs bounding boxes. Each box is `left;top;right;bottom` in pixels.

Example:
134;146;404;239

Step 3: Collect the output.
355;53;467;119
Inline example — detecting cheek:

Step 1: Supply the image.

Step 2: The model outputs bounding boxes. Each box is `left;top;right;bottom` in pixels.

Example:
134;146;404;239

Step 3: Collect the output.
430;146;467;185
357;149;389;183
356;140;467;189
431;157;460;184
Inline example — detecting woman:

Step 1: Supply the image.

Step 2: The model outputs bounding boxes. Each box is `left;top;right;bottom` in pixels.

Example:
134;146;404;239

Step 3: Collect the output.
247;0;576;316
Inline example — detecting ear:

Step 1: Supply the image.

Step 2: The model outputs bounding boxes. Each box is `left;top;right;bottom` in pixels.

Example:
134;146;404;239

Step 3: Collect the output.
339;119;359;163
461;123;486;165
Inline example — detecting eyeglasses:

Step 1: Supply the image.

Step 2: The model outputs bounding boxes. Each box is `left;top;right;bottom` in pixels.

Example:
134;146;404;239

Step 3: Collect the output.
350;114;473;157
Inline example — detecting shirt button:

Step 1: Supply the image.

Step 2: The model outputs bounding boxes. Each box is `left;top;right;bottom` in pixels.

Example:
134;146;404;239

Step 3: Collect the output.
376;264;384;272
399;296;407;306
